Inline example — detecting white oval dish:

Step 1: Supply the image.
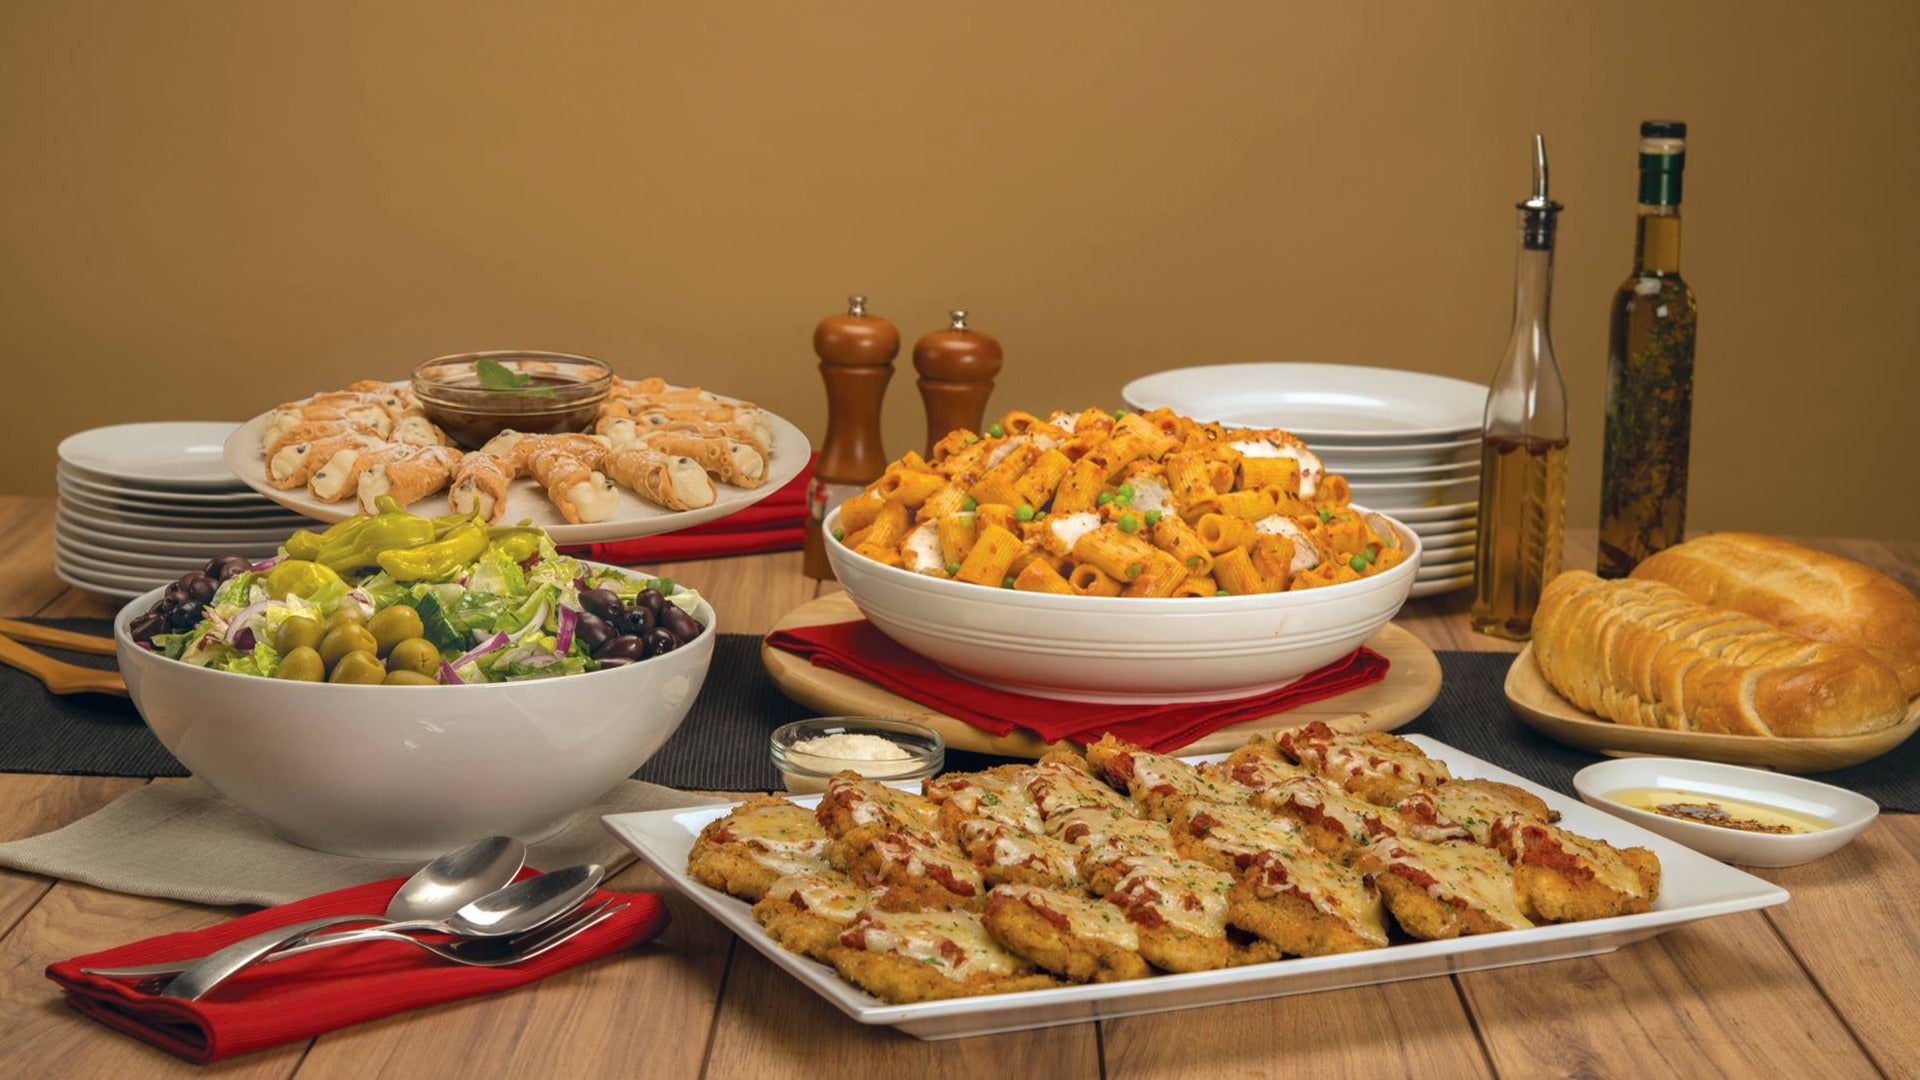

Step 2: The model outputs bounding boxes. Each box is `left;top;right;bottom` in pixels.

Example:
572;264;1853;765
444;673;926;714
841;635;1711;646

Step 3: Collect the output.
1572;757;1878;868
1121;363;1485;443
824;506;1420;703
59;422;249;489
115;573;716;859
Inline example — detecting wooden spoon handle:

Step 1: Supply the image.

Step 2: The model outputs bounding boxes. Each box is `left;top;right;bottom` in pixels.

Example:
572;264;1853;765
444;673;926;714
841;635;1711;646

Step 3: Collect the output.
0;633;127;696
0;618;116;656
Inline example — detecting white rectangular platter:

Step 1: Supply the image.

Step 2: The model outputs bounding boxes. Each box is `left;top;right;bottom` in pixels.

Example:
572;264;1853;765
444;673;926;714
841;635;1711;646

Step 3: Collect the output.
602;735;1788;1040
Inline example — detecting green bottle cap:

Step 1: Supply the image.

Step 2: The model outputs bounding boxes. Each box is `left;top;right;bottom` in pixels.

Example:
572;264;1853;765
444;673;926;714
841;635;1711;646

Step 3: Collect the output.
1638;120;1687;206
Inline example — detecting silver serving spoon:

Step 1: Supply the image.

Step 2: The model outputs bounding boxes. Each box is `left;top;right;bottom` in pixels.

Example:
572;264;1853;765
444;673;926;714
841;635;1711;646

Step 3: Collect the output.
160;863;604;1001
82;834;526;981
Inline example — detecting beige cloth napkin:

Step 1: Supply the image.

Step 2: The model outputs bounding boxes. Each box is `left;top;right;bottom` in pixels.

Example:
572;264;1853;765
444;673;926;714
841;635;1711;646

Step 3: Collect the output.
0;778;732;908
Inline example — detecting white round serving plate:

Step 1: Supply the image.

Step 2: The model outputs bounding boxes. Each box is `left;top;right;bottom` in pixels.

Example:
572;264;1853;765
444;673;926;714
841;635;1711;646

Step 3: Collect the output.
1347;476;1480;509
58;422;249;490
54;518;280;560
57;503;297;545
1337;458;1479;481
57;464;274;506
1572;757;1878;867
1384;499;1478;524
1412;525;1477;548
55;530;240;573
115;572;717;860
55;557;167;601
1407;575;1471;599
824;506;1420;703
1122;363;1485;442
1416;564;1472;584
1421;543;1474;564
1314;435;1480;470
57;484;308;528
225;402;811;543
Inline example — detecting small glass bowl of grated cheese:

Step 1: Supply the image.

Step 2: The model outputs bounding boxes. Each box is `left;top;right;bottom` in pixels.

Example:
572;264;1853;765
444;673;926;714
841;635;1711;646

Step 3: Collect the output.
770;717;945;794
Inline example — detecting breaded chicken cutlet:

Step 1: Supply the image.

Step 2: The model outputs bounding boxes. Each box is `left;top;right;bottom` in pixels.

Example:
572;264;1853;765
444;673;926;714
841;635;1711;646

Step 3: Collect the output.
1275;722;1452;806
829;909;1059;1002
686;795;832;902
983;884;1153;983
1490;814;1662;922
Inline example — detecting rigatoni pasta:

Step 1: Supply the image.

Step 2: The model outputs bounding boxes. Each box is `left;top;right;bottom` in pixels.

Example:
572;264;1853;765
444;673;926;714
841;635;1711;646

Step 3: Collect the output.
832;406;1407;596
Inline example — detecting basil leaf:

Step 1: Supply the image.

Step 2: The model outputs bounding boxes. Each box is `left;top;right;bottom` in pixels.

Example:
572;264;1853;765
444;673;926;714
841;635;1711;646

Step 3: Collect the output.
475;356;531;391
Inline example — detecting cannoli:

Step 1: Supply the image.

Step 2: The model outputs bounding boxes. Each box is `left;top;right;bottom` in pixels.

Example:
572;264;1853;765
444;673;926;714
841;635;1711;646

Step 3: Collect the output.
263;403;392;450
639;430;766;488
358;445;462;513
268;433;383;490
525;447;620;524
448;451;513;523
264;418;387;459
605;446;716;512
309;440;414;503
390;414;448;446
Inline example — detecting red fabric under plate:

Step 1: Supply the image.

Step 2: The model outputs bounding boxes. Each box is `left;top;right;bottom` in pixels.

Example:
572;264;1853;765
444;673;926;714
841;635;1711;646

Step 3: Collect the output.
46;871;668;1064
766;619;1390;752
562;456;810;565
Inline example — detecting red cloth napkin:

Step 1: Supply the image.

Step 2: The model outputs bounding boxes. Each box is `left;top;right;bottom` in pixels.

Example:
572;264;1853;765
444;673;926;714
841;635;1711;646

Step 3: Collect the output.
45;871;668;1064
767;619;1390;752
564;456;811;565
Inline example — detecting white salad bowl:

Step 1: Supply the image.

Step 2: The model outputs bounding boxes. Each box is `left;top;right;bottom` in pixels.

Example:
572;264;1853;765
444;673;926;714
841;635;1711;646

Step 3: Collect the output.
824;507;1420;703
114;571;716;860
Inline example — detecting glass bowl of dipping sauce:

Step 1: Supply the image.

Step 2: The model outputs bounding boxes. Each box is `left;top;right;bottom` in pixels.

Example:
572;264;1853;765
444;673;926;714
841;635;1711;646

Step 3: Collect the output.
770;717;944;794
412;350;613;450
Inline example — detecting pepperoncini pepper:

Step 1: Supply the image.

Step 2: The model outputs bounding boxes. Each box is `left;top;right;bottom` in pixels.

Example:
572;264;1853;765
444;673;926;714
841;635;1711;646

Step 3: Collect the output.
377;518;490;582
315;498;438;573
484;528;543;565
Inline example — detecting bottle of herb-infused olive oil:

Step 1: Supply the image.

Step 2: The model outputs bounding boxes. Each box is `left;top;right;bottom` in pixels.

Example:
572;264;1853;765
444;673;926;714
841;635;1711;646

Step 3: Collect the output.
1598;121;1698;578
1471;134;1569;641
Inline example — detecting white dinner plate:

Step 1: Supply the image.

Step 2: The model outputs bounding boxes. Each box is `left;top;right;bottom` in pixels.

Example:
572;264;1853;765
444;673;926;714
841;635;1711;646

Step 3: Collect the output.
1416;565;1473;584
1337;459;1479;481
54;532;235;573
56;504;296;545
1421;543;1474;563
54;555;172;593
1122;364;1486;442
57;485;308;527
1384;500;1479;524
54;542;199;583
606;736;1785;1041
1407;575;1472;599
57;422;249;490
54;520;279;560
225;397;811;543
1413;526;1477;548
56;464;277;506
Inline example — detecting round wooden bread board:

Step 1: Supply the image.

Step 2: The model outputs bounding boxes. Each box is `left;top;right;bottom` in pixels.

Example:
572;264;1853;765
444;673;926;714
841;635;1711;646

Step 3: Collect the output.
1505;644;1920;773
761;591;1442;758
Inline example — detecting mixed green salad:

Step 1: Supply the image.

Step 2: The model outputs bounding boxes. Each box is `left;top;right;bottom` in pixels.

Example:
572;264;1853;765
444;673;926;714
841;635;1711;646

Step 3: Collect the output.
127;498;707;685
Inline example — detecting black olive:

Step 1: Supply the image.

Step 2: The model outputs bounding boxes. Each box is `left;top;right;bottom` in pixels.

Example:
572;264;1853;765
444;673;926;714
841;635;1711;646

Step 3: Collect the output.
574;612;614;651
163;582;190;606
168;600;204;629
579;588;625;622
660;605;701;642
205;555;253;581
129;612;168;643
594;634;646;663
618;605;655;637
180;571;217;603
635;588;665;615
643;627;677;657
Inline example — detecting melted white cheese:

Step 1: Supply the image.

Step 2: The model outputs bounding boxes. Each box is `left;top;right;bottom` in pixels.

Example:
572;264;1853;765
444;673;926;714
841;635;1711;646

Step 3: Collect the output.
1048;512;1103;553
994;884;1141;950
766;871;869;923
1127;474;1174;514
846;910;1023;981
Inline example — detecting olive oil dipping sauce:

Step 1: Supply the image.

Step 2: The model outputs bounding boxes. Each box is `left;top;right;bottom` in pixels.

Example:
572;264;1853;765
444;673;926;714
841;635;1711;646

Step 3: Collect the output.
1607;787;1832;835
411;351;613;450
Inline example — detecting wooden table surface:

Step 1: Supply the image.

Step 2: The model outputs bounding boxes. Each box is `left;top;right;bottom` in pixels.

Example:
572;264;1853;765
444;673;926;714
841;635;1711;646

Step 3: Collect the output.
1;493;1915;1079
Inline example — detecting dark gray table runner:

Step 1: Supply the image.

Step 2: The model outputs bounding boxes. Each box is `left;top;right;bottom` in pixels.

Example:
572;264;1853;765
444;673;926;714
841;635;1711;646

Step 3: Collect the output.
5;619;1915;809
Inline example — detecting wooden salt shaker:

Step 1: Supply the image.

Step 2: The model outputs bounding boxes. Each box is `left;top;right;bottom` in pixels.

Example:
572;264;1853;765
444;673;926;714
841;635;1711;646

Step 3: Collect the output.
804;295;899;580
913;310;1002;452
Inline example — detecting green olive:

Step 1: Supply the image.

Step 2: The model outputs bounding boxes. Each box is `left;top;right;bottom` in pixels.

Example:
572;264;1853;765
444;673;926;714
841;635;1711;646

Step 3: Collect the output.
319;624;379;669
328;649;387;685
386;637;442;677
275;615;324;653
383;669;440;686
367;606;425;656
276;646;325;682
325;606;367;633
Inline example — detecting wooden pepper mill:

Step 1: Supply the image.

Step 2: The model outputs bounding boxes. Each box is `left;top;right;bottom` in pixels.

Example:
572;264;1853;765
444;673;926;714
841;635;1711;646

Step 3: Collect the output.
913;309;1003;453
804;295;900;580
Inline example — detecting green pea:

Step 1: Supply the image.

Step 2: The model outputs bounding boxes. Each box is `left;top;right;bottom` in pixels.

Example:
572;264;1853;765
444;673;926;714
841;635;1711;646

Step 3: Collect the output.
945;561;961;576
1317;507;1332;523
276;646;325;682
1215;589;1230;597
986;423;1005;438
1112;494;1130;508
1112;408;1128;419
1096;492;1114;507
1117;483;1135;499
962;434;977;446
1015;504;1035;522
1187;555;1201;569
1349;554;1368;572
1145;510;1162;527
1124;564;1142;580
1118;513;1139;534
961;496;978;512
1364;547;1377;564
832;527;845;541
1002;576;1016;588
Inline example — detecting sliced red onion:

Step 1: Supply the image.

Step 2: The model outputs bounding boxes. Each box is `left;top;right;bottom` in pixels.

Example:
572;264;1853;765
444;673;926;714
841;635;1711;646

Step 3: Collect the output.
250;554;287;572
438;660;464;685
508;600;550;644
452;631;510;671
223;601;270;648
348;589;372;607
554;605;577;655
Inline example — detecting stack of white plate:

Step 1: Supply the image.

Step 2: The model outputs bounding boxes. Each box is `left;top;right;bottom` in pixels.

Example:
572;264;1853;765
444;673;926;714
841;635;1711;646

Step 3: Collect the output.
1122;363;1487;599
55;422;307;602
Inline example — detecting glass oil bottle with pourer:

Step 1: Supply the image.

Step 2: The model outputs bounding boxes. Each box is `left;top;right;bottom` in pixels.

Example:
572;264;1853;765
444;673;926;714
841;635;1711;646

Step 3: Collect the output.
1471;134;1569;640
1598;120;1697;578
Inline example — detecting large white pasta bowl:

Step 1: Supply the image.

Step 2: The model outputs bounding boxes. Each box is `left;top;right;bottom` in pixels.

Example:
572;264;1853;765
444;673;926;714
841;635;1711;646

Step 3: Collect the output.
114;569;714;860
824;507;1421;703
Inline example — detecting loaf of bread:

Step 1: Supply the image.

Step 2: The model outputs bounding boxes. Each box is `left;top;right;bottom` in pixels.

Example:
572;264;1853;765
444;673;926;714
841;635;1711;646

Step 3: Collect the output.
1532;571;1908;738
1631;533;1920;697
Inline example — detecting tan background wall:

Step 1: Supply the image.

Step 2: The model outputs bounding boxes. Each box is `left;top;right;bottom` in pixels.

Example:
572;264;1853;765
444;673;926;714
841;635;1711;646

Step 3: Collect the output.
3;0;1916;539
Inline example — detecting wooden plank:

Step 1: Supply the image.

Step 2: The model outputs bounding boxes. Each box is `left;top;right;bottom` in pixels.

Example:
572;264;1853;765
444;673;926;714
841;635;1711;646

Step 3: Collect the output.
702;943;1101;1080
0;496;71;617
33;588;119;619
1756;815;1920;1079
1102;977;1492;1080
292;862;733;1080
1457;912;1880;1078
0;774;147;937
649;549;814;638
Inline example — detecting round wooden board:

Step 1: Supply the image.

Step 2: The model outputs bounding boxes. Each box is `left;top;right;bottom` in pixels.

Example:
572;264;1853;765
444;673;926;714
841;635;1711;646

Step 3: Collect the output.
1505;644;1920;773
762;591;1442;758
